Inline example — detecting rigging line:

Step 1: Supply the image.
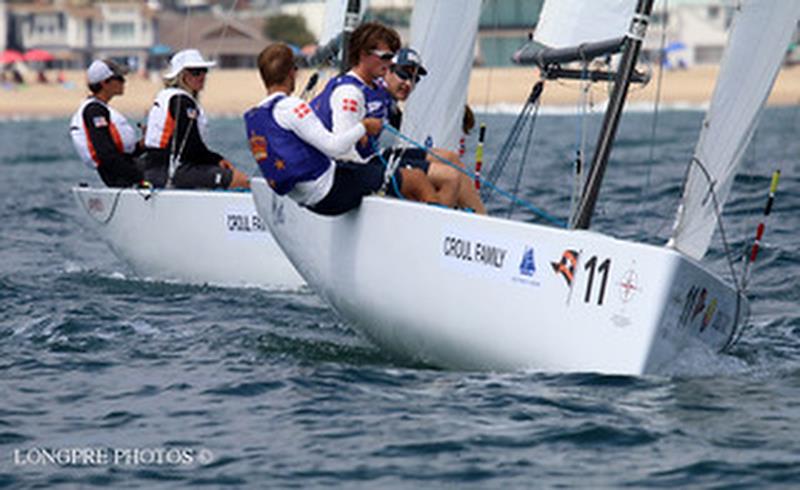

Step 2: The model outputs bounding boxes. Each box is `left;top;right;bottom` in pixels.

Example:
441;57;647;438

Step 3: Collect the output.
687;156;742;291
638;0;669;239
568;61;591;227
507;92;542;219
383;123;565;227
78;188;125;225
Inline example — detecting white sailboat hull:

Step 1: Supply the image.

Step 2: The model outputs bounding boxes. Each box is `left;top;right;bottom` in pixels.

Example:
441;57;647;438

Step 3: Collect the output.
253;178;746;375
72;186;304;289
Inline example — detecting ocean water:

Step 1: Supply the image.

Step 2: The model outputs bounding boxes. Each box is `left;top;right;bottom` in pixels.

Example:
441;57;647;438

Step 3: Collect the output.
1;106;799;489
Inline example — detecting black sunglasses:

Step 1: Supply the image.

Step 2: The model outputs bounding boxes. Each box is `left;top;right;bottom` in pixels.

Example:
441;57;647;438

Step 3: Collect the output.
370;49;396;61
187;68;208;76
107;75;125;83
392;66;421;84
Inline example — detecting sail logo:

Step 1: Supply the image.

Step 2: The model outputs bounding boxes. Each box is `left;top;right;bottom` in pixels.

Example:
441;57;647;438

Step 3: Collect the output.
551;250;579;286
519;247;536;277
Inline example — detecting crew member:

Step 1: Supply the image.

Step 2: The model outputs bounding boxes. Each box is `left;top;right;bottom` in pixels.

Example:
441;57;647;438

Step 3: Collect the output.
144;49;249;189
69;59;144;187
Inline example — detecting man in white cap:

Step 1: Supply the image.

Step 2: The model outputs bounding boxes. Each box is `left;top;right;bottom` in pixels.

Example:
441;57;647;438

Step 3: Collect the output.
69;59;145;187
143;49;249;189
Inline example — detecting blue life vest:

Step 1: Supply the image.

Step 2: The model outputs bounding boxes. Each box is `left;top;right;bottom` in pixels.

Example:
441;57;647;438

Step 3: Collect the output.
311;74;392;159
244;95;331;195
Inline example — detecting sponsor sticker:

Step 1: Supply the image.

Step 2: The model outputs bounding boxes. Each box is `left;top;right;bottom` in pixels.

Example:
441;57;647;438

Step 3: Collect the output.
225;208;267;239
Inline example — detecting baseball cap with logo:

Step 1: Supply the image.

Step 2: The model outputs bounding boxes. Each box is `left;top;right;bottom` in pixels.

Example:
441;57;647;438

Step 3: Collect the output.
392;47;428;77
164;49;216;79
86;59;129;84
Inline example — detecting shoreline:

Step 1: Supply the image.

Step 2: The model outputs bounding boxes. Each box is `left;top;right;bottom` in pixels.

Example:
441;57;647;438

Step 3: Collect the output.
0;66;798;119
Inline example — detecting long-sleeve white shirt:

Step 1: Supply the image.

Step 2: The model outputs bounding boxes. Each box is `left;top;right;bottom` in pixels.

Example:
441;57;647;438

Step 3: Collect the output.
257;92;366;206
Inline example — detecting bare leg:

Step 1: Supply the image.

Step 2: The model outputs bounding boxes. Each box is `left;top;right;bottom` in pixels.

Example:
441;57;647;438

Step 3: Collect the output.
398;167;437;203
228;168;251;189
428;149;486;214
426;163;460;207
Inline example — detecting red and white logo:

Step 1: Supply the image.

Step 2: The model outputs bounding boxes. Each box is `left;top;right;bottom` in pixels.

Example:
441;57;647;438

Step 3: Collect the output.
342;98;359;113
293;103;311;119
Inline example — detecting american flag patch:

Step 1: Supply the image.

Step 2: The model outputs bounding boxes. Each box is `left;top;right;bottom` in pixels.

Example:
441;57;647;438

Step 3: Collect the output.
186;108;198;119
93;116;108;128
293;103;311;119
342;98;358;112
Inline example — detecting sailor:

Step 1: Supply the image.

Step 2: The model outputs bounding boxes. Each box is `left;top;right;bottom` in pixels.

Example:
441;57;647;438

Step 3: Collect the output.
245;43;406;215
383;48;486;214
143;49;249;190
69;59;145;188
309;22;457;207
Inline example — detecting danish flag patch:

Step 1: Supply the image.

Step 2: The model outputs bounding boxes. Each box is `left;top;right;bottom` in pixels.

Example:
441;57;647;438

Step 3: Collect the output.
342;98;359;113
293;103;311;119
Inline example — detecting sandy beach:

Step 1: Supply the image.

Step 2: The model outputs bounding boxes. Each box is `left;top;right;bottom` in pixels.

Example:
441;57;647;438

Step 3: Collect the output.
1;65;798;119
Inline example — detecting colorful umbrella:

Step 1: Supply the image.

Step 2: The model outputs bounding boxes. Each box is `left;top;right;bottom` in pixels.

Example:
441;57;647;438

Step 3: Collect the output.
23;49;55;62
1;49;24;64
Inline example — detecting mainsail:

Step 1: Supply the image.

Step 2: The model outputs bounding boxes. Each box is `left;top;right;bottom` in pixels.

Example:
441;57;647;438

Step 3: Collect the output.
668;1;800;260
401;0;482;152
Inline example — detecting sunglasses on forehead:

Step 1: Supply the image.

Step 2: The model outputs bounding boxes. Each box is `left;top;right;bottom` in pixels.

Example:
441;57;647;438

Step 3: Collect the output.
186;67;208;76
392;66;421;84
370;49;395;61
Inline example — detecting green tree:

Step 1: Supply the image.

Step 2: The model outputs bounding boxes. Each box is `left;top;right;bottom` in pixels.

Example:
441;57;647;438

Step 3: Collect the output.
264;14;315;47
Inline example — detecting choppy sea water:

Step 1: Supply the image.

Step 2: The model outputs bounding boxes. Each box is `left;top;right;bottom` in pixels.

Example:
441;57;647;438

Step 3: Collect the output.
1;106;799;489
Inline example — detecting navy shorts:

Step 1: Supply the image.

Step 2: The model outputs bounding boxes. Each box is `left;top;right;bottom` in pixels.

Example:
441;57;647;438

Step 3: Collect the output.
308;157;404;216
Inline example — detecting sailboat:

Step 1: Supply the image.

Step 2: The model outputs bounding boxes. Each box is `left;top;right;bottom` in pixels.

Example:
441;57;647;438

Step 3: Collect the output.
251;0;799;374
72;185;303;288
68;0;357;290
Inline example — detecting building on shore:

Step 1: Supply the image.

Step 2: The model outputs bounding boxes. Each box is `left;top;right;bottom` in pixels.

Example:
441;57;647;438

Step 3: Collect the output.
7;1;157;70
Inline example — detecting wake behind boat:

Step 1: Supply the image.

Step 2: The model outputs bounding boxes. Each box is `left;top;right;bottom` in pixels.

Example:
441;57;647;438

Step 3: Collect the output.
73;186;304;289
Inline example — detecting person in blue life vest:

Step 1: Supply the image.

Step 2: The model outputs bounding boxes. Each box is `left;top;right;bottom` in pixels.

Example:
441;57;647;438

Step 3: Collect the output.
143;49;249;190
245;43;441;215
382;47;487;214
310;22;460;207
69;59;145;187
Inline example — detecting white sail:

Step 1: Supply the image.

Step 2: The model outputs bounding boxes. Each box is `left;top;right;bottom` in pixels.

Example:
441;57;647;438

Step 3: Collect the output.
401;0;482;152
535;0;636;48
320;0;367;45
669;1;800;260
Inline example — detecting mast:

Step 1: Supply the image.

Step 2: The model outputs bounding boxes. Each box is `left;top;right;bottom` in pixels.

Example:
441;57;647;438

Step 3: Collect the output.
571;0;655;230
340;0;362;71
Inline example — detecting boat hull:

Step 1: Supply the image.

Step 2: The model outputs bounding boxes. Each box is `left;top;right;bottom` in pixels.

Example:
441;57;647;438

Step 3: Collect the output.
72;186;304;289
252;178;746;375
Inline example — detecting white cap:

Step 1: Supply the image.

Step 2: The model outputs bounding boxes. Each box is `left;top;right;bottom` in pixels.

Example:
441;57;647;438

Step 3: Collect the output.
86;59;128;84
164;49;216;79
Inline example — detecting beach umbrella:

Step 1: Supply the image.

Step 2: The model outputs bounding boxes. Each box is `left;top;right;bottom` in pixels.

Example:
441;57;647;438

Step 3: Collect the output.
1;49;23;64
150;44;172;56
23;49;55;62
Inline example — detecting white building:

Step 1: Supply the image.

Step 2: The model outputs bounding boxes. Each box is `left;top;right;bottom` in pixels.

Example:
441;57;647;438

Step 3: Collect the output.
645;0;736;66
10;1;156;69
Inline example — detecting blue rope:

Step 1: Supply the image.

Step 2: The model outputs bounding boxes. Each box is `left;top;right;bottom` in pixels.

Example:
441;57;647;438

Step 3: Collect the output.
382;124;566;227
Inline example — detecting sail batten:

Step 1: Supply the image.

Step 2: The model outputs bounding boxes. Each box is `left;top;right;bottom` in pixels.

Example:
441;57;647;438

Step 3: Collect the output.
669;1;800;260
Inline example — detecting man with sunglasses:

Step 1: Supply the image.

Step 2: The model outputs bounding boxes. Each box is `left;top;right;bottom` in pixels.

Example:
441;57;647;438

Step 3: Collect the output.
245;43;400;215
310;22;456;207
69;59;145;187
382;48;486;214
